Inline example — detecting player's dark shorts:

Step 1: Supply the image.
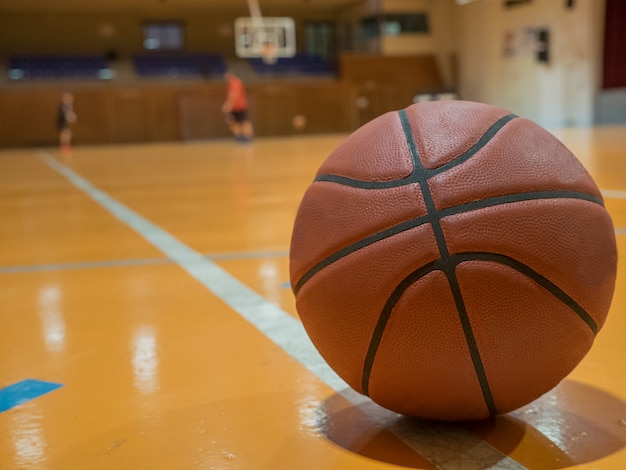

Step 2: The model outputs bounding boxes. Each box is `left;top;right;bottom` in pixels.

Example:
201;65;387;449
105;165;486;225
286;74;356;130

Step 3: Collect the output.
57;119;70;131
230;110;248;123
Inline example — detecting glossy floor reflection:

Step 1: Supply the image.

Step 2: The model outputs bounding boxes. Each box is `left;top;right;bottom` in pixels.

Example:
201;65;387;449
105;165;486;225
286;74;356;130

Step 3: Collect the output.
0;127;625;469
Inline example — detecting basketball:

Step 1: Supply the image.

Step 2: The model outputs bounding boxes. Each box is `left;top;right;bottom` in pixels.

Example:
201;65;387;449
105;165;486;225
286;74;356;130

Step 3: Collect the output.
289;100;617;421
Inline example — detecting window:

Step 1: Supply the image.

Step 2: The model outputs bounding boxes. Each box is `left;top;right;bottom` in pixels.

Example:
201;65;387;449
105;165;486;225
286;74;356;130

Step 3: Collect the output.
360;13;429;38
304;21;334;58
382;14;429;35
143;22;184;51
504;0;531;7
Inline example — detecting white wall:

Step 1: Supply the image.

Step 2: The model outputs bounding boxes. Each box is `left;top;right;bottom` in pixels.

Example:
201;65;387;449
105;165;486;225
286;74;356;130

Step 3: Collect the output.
453;0;606;128
336;0;613;126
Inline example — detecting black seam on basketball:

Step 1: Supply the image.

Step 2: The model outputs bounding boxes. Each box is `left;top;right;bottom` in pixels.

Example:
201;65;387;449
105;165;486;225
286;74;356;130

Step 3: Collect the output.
428;114;517;176
398;110;451;261
293;213;434;295
312;113;517;189
293;191;605;295
359;260;496;412
397;108;498;416
438;190;604;215
361;260;443;395
359;251;597;407
455;252;599;334
445;268;497;414
314;173;414;189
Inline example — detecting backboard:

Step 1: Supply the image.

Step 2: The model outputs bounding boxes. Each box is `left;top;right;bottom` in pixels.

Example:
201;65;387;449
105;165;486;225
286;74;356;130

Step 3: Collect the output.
234;17;296;59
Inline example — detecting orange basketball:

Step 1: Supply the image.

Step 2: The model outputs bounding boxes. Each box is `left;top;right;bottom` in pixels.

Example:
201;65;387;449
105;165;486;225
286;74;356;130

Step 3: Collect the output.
289;101;617;421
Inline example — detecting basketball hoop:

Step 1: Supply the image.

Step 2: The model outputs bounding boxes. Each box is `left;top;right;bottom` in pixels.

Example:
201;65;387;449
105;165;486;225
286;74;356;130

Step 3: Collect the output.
261;43;278;65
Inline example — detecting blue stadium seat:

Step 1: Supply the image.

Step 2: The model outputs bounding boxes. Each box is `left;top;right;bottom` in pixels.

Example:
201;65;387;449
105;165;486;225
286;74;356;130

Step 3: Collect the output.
8;55;111;80
248;55;337;76
132;53;226;78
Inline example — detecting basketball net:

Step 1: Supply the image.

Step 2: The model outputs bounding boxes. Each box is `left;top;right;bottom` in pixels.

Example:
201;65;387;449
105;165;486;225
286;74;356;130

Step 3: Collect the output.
261;43;278;65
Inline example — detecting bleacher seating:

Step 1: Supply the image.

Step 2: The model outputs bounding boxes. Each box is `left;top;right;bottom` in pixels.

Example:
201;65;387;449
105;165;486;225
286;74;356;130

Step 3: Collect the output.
8;55;111;80
248;55;337;76
132;53;226;78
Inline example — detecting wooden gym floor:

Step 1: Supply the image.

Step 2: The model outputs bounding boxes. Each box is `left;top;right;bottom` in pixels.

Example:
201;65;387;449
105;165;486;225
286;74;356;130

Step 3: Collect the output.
1;124;625;469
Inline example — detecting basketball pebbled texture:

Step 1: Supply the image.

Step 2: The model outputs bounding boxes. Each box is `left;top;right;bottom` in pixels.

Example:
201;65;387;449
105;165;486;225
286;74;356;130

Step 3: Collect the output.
289;100;617;421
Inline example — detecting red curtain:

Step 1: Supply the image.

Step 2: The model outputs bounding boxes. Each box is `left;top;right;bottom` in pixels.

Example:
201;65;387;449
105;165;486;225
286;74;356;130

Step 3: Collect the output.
603;0;626;89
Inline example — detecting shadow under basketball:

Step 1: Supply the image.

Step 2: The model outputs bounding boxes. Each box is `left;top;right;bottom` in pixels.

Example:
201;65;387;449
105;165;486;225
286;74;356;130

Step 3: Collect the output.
320;380;626;469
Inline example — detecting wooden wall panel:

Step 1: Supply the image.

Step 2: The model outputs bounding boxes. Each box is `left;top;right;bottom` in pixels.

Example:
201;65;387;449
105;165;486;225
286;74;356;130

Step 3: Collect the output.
113;94;148;143
353;84;387;128
246;81;353;137
178;89;230;141
146;90;181;142
340;54;444;93
251;84;294;137
0;54;444;147
0;87;62;147
72;89;113;145
339;54;445;127
292;81;352;134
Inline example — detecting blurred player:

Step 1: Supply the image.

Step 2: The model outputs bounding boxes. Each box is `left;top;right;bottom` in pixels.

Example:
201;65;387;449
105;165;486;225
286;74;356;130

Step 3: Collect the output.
222;71;254;143
57;92;77;152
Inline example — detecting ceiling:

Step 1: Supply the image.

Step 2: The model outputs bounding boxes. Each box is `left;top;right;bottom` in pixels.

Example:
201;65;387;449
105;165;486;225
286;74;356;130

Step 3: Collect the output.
0;0;363;14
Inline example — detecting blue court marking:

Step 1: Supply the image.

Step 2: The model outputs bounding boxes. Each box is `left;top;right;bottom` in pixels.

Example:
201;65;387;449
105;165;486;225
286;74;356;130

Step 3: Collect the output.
0;379;64;413
615;228;626;235
281;281;291;288
39;151;527;470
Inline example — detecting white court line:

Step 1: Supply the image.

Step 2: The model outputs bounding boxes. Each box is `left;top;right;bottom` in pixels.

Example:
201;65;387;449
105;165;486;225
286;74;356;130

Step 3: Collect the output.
0;251;290;275
602;189;626;200
39;151;527;470
601;190;626;235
